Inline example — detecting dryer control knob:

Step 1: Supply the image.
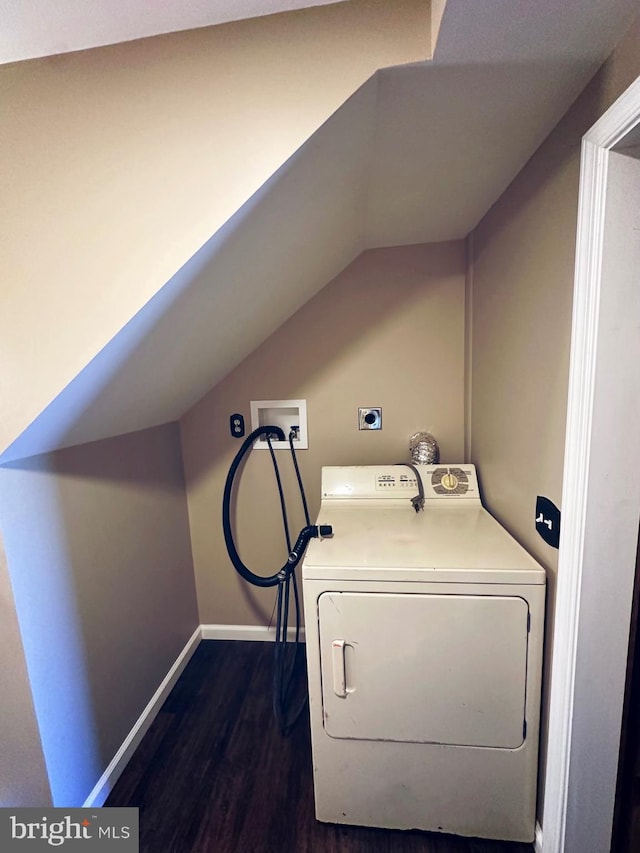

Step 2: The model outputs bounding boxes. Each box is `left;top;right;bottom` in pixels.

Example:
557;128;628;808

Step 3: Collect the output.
441;472;459;491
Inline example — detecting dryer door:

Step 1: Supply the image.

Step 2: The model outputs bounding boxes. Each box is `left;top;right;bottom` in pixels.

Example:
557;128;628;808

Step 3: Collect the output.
318;592;528;748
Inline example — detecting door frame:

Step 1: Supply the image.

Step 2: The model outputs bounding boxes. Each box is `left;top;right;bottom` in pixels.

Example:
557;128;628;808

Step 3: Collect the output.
543;75;640;852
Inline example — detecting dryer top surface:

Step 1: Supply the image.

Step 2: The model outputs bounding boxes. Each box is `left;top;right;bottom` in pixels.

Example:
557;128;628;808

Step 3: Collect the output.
304;503;545;584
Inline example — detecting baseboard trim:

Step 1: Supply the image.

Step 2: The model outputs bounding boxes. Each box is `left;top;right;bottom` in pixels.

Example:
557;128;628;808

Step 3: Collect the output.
200;624;306;642
534;820;543;853
84;624;304;805
83;626;202;807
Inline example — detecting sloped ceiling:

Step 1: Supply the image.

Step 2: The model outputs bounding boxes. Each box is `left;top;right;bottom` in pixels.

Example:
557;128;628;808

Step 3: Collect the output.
0;0;347;64
0;0;430;459
1;0;638;464
1;80;378;463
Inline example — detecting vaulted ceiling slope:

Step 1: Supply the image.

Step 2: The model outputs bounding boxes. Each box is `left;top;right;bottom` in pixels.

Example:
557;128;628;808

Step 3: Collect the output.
1;0;638;464
0;0;430;459
0;1;348;64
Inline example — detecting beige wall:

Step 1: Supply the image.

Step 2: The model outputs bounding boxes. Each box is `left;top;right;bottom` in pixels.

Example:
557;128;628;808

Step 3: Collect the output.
0;73;380;465
0;532;51;806
0;423;197;805
180;242;465;626
470;12;640;575
468;13;640;818
0;0;429;459
470;10;640;612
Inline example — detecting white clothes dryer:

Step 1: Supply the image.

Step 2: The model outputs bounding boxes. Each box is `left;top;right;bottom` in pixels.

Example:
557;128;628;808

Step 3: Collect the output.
302;464;545;843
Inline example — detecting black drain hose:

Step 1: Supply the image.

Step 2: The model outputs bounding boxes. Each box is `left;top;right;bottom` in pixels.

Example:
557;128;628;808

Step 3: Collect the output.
222;426;331;586
222;424;332;733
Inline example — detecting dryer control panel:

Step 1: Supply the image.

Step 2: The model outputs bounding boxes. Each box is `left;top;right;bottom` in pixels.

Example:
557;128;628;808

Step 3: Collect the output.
322;464;481;504
429;466;473;497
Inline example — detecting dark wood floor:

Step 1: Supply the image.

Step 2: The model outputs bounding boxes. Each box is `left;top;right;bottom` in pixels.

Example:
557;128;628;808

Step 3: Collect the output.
107;640;534;853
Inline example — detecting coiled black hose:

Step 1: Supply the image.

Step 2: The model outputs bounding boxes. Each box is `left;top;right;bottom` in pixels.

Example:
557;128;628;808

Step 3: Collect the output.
222;424;331;733
223;426;330;587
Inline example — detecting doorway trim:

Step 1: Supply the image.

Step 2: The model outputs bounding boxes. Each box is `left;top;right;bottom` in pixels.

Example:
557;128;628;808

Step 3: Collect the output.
542;75;640;852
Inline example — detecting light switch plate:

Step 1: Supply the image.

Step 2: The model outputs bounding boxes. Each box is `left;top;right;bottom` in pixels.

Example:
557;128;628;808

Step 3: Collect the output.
535;495;561;548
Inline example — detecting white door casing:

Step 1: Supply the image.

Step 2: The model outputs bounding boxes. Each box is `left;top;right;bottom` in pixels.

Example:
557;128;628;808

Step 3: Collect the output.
543;74;640;853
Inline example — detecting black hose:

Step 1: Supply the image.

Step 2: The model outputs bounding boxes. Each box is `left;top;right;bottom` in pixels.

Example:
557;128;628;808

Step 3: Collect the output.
290;431;311;526
267;433;292;552
222;426;288;587
222;424;332;734
223;425;330;587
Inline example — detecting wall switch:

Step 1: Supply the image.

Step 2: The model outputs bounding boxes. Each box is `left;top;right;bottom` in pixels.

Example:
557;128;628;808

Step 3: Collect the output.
535;495;561;548
230;413;245;438
358;407;382;430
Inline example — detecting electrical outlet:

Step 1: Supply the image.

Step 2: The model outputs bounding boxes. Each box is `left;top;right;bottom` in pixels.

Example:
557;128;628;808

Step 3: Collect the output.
230;413;245;438
358;407;382;430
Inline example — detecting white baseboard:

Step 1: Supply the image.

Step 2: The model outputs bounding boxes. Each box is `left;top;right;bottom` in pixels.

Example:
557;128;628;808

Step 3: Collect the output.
84;623;305;806
200;623;305;642
83;626;202;807
83;620;538;846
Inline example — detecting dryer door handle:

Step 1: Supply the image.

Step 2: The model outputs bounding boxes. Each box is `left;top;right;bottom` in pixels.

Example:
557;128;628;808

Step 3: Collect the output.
331;639;347;698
